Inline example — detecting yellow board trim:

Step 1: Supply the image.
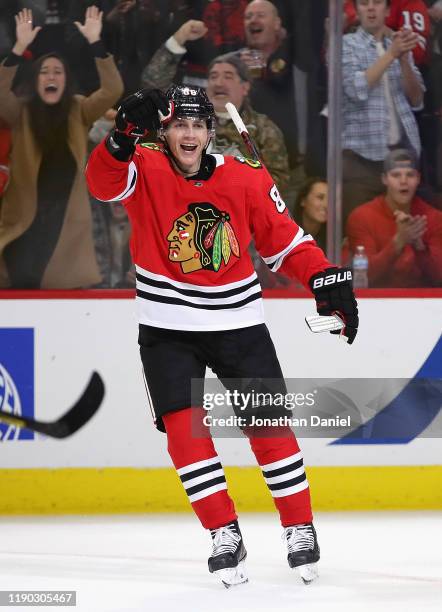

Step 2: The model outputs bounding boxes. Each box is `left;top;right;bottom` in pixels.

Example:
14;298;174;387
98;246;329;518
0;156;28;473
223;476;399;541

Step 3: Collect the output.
1;466;441;514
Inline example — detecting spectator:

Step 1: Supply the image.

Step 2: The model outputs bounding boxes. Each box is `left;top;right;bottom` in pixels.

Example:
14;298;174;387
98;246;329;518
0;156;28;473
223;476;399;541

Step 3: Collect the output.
92;201;134;288
140;1;248;88
293;178;328;253
206;53;290;196
238;0;299;168
88;105;134;288
99;0;173;96
344;0;431;64
201;0;247;55
342;0;425;222
346;148;442;287
420;0;442;195
429;0;442;194
141;18;209;90
0;120;12;196
142;39;290;197
0;6;124;289
205;53;292;286
387;1;430;64
179;0;248;83
142;1;300;168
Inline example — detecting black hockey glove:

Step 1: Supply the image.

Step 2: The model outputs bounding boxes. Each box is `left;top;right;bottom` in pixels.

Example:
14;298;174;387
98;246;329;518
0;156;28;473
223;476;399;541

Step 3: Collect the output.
106;89;173;160
309;267;359;344
115;88;172;139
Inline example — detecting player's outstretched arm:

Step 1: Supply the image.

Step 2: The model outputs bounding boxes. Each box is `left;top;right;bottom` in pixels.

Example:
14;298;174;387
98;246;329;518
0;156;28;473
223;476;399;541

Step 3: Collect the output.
309;267;359;344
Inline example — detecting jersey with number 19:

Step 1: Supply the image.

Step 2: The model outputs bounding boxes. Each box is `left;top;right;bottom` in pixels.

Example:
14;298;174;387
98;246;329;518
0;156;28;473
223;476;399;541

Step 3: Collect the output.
86;141;330;331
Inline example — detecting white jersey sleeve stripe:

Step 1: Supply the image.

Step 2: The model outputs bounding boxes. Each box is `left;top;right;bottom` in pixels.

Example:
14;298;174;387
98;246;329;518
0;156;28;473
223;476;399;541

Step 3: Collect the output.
261;228;314;272
97;161;137;202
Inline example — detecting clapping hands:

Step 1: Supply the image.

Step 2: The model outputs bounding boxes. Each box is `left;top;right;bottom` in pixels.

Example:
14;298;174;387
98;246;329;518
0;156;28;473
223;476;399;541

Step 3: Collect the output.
394;210;427;251
389;27;419;60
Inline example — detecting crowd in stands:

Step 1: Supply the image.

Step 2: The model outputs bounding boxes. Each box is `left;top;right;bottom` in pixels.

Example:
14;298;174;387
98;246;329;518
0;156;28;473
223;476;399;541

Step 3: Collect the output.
0;0;440;290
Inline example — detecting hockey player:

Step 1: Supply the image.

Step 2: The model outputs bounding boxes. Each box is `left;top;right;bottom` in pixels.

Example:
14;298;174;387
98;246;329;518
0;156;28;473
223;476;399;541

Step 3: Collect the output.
85;85;359;587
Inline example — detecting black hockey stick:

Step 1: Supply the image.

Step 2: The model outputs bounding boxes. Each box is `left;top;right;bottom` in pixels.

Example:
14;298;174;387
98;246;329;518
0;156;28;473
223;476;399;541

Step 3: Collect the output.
0;371;105;439
225;102;344;335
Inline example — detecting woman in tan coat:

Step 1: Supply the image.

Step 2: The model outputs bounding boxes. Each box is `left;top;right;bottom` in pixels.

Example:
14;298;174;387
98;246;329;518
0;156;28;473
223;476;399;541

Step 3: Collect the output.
0;6;124;288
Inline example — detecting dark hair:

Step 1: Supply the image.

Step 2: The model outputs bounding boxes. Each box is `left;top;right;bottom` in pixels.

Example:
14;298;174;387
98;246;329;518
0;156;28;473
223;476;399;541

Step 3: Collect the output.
294;177;327;221
208;53;251;83
294;177;327;251
26;53;74;152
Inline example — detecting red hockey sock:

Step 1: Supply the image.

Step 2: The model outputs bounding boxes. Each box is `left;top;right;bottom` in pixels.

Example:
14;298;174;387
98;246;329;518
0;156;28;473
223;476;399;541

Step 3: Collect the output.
163;407;237;530
246;426;313;527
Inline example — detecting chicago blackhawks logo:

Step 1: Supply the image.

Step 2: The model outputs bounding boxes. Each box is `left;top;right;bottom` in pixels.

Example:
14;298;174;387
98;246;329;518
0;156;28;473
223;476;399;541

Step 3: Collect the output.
234;156;262;169
167;202;240;274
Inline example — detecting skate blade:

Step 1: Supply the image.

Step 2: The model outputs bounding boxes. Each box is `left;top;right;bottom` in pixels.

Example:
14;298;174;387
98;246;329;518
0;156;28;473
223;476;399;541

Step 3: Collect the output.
214;560;248;588
297;563;319;584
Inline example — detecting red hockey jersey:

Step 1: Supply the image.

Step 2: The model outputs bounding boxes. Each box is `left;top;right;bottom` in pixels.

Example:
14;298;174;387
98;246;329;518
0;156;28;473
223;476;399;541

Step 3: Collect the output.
386;0;430;65
86;142;330;331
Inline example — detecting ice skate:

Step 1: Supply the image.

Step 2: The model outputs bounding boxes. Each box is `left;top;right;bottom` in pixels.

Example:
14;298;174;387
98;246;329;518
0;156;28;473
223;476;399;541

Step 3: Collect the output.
208;521;248;588
284;522;320;584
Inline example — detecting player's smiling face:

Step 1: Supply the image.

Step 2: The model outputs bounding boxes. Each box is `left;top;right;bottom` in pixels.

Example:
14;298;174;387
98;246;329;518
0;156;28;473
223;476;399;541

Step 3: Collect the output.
37;57;66;105
165;117;208;175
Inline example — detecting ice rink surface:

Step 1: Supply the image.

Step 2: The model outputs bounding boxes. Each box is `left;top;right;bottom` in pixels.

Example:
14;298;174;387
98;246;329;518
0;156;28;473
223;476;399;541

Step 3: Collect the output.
0;512;440;612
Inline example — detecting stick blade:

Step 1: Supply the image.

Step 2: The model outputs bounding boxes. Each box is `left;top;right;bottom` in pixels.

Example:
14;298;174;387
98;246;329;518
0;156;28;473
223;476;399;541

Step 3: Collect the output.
48;371;105;438
0;371;105;439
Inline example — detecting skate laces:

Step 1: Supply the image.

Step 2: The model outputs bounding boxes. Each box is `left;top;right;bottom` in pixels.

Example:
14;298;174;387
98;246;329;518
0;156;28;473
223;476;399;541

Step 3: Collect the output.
210;523;241;557
284;524;314;553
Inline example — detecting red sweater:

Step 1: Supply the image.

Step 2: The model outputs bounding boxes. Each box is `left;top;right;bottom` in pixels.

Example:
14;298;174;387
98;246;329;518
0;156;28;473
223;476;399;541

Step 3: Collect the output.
346;195;442;287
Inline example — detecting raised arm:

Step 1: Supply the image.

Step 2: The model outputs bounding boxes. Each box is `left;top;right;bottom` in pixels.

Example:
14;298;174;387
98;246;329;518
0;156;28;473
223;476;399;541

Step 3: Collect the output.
0;8;42;125
141;20;207;90
74;5;124;125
